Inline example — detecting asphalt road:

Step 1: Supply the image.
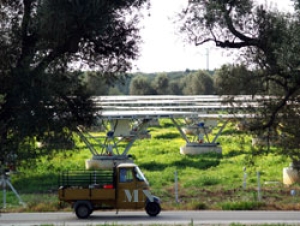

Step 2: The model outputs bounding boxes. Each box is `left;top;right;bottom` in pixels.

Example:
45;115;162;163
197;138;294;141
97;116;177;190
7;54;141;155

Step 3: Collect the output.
1;210;300;226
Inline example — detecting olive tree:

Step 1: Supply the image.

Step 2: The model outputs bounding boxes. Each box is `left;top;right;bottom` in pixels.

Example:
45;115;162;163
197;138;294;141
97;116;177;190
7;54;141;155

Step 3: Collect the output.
129;75;154;95
179;0;300;163
0;0;148;166
182;70;214;95
152;73;169;95
214;64;261;95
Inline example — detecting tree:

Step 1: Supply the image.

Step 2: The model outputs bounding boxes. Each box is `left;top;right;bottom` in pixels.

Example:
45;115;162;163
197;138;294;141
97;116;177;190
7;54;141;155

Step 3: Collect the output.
168;81;182;95
152;73;169;95
182;70;214;95
108;87;124;95
0;0;148;166
84;71;126;96
129;75;155;95
179;0;300;163
214;64;261;95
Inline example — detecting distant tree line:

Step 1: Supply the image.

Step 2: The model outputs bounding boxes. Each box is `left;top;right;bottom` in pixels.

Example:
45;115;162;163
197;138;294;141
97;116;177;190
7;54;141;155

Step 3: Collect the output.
84;64;281;96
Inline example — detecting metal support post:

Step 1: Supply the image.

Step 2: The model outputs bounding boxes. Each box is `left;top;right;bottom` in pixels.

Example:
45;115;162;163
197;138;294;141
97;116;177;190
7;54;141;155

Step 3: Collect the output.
257;171;261;202
0;173;26;208
174;170;179;203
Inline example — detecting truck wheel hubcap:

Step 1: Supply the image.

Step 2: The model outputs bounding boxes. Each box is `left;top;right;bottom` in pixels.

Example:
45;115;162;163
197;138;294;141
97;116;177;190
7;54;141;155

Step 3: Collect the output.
77;205;90;218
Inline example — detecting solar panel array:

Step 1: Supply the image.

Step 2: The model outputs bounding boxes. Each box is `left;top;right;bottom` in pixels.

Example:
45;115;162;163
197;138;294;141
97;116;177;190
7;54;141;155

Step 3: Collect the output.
94;95;263;119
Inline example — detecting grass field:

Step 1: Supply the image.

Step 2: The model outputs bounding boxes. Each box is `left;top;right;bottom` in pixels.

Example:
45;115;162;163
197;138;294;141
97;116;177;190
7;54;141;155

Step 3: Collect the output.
1;119;300;212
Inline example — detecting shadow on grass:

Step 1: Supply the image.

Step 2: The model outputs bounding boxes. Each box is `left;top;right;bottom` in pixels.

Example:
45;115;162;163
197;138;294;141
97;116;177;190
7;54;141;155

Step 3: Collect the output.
220;129;248;136
157;121;175;128
223;149;249;158
140;153;222;171
153;132;181;139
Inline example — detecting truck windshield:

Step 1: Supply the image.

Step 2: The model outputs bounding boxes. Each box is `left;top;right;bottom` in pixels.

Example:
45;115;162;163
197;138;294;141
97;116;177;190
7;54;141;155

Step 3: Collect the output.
134;166;148;184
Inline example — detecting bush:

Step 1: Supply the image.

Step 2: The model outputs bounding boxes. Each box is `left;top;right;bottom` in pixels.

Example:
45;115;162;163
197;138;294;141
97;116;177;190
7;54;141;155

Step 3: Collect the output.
193;202;207;210
220;201;264;210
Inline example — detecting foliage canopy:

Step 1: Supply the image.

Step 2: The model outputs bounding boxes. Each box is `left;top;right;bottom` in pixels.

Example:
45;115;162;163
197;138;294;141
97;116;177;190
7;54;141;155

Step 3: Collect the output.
179;0;300;162
0;0;148;165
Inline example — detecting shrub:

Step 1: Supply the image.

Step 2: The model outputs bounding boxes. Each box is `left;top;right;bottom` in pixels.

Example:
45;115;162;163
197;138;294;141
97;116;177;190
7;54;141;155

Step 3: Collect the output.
220;201;264;210
193;202;207;210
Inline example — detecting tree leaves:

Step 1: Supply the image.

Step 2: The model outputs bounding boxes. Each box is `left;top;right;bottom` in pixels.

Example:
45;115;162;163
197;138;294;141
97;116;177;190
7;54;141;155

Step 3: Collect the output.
0;0;148;165
179;0;300;161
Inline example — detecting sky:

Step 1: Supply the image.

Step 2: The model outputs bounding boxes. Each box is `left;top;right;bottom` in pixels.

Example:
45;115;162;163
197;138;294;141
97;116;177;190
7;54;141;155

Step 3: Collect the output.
131;0;295;73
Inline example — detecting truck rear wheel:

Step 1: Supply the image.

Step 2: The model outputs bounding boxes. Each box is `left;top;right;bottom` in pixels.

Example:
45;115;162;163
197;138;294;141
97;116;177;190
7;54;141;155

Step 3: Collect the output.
145;202;161;217
75;203;91;219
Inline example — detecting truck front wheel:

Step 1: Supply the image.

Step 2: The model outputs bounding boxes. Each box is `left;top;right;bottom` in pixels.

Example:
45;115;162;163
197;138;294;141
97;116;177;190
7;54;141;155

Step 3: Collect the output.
145;202;161;217
75;203;91;219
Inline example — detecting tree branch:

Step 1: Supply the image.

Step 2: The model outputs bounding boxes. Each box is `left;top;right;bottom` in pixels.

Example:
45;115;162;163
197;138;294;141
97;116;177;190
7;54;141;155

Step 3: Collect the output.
215;40;257;48
195;38;215;46
17;0;36;68
33;48;66;76
260;88;298;130
222;5;261;48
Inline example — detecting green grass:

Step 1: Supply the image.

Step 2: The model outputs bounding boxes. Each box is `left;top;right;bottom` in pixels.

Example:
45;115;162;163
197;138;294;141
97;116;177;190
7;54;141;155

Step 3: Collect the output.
219;201;265;210
1;119;298;211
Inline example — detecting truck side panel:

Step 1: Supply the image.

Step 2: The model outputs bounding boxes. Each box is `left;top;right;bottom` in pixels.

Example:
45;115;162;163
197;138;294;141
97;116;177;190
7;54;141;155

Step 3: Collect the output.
59;188;115;202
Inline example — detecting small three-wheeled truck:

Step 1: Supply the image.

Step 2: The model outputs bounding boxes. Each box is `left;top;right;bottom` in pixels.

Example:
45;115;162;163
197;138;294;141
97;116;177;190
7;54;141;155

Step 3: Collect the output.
58;163;161;219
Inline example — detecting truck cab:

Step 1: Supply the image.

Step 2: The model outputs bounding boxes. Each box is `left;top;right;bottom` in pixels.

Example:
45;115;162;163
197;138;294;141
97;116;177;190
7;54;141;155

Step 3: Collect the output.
58;163;161;219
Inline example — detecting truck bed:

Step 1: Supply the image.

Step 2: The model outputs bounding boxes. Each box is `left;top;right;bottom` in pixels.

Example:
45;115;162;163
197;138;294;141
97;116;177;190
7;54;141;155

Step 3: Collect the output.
59;171;114;187
58;171;115;201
